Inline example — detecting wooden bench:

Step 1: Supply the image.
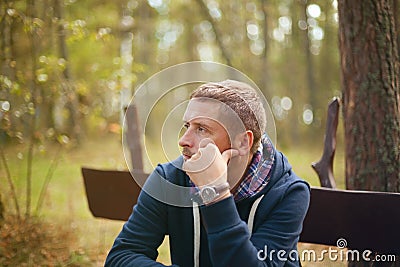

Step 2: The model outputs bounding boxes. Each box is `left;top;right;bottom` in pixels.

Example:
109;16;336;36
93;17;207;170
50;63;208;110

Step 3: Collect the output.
82;168;400;256
82;99;400;258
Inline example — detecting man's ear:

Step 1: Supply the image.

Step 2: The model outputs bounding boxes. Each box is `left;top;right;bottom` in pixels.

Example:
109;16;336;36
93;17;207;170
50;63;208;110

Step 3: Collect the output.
234;130;254;156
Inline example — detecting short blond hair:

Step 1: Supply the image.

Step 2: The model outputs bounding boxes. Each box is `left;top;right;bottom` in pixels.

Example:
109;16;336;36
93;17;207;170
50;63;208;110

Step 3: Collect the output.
190;80;266;153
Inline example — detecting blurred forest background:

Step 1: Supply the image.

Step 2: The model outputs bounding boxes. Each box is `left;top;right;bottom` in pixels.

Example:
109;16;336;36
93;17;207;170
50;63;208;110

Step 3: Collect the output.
1;0;346;148
0;0;398;266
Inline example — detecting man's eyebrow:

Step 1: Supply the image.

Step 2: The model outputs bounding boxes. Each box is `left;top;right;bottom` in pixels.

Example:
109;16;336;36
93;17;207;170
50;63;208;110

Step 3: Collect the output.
182;119;214;129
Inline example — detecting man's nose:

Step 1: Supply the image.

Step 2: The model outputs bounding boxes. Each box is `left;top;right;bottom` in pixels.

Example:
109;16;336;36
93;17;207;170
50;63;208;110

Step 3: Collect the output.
178;128;193;148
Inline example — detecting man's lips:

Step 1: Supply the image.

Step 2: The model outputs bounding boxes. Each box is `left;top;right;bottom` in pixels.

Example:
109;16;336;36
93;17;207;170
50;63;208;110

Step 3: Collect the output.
182;148;194;160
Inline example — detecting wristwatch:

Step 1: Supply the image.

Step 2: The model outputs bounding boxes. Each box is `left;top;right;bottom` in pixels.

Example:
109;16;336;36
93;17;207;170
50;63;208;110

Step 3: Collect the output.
195;182;230;204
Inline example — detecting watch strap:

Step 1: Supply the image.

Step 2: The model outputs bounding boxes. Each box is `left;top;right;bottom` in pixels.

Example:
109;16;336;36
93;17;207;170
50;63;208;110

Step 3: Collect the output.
212;182;230;194
192;182;230;205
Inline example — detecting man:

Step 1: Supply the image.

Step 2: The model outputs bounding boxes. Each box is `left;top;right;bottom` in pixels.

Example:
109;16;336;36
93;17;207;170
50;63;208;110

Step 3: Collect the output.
105;80;310;266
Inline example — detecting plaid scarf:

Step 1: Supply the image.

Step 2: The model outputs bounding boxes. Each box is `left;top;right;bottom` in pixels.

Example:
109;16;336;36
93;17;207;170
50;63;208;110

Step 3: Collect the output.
232;134;275;202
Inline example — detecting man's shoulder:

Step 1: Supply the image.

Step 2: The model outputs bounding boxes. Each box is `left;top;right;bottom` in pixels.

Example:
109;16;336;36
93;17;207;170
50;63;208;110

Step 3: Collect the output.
151;156;189;187
267;150;310;194
156;156;184;177
141;156;192;206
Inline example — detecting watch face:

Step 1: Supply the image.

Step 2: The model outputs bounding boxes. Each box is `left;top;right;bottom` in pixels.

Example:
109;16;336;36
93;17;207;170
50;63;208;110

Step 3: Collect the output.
201;186;217;203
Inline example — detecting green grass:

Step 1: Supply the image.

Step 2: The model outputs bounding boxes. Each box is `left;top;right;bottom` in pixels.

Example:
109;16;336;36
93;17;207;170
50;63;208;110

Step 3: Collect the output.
1;134;128;265
278;139;346;189
0;133;346;266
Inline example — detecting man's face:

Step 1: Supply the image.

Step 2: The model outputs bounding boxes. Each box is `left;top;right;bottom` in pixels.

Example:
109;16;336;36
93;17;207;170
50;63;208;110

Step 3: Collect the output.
178;98;232;160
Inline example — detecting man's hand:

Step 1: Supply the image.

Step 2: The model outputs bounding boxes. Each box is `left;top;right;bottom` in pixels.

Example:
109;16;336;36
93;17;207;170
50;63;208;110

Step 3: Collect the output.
183;139;239;191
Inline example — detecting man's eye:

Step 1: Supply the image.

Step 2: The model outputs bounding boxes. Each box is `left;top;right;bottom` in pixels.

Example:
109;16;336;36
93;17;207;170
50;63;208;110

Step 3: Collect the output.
197;126;206;133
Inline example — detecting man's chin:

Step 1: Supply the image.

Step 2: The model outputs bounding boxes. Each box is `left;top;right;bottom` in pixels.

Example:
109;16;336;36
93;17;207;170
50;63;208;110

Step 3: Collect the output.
182;154;191;161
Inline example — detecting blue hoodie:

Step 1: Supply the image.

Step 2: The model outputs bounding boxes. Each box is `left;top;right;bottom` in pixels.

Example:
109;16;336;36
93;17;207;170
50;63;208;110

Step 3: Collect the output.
105;147;310;267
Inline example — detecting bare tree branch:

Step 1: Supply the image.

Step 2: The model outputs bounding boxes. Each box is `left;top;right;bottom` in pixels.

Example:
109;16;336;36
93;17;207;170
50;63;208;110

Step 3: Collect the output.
0;146;20;219
194;0;232;66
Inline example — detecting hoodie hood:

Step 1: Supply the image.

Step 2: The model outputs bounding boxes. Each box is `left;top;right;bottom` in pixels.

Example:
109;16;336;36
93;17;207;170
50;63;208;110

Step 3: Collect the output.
241;143;294;202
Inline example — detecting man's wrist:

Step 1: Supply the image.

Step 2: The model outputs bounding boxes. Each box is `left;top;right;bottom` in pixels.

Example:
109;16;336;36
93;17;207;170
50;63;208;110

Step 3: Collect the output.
206;189;231;205
194;182;230;205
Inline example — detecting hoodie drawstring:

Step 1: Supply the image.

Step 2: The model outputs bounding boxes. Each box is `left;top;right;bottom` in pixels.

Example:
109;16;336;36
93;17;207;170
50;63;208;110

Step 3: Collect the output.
192;194;264;267
193;202;200;267
247;194;264;234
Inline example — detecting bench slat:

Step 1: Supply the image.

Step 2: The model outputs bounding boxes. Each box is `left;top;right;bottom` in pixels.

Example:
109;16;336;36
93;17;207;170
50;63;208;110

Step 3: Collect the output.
81;167;144;221
301;187;400;254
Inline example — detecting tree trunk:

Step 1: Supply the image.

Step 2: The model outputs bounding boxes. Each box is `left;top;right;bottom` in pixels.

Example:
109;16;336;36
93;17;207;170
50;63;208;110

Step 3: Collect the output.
260;0;270;96
393;0;399;58
0;193;4;221
194;0;232;66
54;0;81;142
299;0;317;113
338;0;400;192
